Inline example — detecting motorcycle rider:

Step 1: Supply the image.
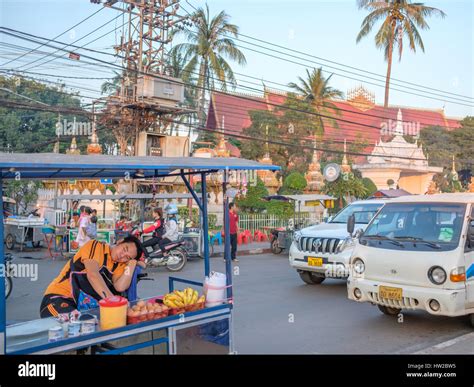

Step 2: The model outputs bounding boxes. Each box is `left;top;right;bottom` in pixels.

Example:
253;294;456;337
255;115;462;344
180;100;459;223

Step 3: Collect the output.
141;208;165;257
159;204;179;251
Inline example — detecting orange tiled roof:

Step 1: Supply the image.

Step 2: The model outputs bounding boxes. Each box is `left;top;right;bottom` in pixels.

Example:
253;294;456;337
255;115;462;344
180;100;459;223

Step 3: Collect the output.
206;90;461;163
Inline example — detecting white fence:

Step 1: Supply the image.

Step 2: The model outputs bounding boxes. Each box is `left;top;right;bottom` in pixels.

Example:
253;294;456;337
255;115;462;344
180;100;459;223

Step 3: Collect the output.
238;212;322;233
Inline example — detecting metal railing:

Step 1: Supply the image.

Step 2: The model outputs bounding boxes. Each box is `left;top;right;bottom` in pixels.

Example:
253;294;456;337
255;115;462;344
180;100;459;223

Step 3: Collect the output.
237;212;322;233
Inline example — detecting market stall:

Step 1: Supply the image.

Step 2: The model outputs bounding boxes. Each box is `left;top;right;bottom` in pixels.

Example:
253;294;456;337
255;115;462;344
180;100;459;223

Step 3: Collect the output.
4;216;45;251
0;153;279;354
56;193;208;256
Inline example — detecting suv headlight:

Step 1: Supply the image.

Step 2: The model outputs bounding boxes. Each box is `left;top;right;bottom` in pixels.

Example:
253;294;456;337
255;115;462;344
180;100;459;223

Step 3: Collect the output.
428;266;447;285
293;231;302;243
337;237;355;253
352;258;365;274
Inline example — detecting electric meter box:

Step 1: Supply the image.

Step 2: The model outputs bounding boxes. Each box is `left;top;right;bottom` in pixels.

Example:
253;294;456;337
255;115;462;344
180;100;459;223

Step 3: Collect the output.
136;75;184;105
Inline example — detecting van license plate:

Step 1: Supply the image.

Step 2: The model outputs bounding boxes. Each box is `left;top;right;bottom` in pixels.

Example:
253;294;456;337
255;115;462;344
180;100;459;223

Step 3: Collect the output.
308;257;323;267
379;286;402;300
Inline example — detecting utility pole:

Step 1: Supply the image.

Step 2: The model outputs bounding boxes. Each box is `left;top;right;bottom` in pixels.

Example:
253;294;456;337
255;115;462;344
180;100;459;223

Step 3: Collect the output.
91;0;195;155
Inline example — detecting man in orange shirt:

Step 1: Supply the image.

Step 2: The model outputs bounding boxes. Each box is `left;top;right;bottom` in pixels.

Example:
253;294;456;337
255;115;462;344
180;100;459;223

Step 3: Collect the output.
40;236;144;318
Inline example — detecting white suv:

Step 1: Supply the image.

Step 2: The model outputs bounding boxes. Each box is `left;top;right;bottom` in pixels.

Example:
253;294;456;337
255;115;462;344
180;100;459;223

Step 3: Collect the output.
289;199;386;284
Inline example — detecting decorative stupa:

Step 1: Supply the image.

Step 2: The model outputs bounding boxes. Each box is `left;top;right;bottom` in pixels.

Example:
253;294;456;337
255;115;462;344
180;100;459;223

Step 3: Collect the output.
257;125;280;192
305;138;325;192
353;109;442;194
66;137;80;155
87;118;102;155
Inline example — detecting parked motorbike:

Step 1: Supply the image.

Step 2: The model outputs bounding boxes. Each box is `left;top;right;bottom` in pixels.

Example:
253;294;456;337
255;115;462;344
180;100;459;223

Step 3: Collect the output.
131;225;188;272
269;227;286;254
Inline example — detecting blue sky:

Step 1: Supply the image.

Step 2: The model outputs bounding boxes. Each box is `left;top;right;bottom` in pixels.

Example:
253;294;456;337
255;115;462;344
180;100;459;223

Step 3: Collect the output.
1;0;472;118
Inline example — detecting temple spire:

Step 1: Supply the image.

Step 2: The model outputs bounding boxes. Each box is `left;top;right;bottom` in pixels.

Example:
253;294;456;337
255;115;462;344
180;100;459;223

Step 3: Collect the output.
264;125;270;159
305;137;324;192
341;138;351;173
395;109;404;136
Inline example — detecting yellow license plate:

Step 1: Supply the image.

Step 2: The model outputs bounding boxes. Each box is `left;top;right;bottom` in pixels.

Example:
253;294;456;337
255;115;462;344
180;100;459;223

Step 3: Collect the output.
307;257;323;267
379;286;403;300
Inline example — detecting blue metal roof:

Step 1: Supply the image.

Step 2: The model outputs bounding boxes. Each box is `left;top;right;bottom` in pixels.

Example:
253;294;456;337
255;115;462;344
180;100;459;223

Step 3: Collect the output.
0;152;280;179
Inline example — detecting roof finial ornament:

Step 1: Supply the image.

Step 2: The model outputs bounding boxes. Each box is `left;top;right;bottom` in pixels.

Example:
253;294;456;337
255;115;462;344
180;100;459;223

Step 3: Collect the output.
341;138;351;173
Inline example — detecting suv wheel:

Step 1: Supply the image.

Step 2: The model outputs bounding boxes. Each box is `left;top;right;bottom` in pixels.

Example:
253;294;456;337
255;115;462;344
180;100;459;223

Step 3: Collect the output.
299;271;325;285
377;305;401;316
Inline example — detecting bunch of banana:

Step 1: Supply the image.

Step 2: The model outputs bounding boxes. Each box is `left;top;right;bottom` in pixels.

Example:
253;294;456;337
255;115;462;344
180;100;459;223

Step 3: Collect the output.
163;293;185;308
163;288;206;308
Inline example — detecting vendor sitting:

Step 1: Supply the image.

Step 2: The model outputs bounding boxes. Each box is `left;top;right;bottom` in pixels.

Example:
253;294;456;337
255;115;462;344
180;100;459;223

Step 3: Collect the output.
40;237;144;318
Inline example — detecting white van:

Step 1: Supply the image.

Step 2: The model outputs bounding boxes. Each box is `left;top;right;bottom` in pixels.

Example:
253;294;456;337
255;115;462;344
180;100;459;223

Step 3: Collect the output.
347;194;474;326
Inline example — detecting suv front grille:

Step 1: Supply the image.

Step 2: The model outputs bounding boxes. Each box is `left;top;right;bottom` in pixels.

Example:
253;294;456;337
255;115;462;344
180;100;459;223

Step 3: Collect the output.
299;237;341;254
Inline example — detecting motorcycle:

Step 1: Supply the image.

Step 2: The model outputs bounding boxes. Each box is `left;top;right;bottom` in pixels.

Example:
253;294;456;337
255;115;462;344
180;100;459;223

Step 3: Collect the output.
269;227;286;254
131;225;188;272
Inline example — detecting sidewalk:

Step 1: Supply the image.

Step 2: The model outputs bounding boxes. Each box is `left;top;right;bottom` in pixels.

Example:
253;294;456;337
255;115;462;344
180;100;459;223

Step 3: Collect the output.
212;241;273;257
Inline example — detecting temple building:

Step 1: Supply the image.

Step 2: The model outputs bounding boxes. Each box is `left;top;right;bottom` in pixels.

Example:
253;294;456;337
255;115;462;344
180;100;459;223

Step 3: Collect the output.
206;86;461;195
206;86;461;159
353;109;443;194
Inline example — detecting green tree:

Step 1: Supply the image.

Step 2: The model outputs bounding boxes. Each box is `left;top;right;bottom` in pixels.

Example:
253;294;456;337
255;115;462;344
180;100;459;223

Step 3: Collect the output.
265;200;294;218
0;75;86;153
172;4;246;125
235;178;268;213
452;116;474;173
241;94;320;178
356;0;445;107
280;172;307;195
100;71;122;95
5;180;42;215
419;125;458;169
433;171;463;193
361;177;378;198
323;175;367;208
288;67;343;135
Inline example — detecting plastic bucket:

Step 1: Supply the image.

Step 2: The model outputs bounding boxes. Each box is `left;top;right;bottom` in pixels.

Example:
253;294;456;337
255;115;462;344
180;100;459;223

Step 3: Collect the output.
204;272;227;307
99;296;128;330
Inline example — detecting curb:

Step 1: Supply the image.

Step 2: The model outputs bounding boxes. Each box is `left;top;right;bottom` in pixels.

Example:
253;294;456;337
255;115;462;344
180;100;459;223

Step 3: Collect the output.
212;247;274;257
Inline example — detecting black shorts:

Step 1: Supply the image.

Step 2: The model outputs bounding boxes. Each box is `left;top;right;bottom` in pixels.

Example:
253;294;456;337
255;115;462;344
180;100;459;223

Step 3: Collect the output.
40;294;77;318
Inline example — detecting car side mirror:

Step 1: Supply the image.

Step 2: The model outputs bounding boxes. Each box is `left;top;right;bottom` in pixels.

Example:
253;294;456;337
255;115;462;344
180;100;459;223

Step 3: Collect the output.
347;214;355;236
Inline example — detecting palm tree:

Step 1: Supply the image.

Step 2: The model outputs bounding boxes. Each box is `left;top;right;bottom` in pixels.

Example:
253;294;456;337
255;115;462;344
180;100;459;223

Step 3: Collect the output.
356;0;445;107
100;71;122;95
163;49;198;136
171;4;246;125
288;67;344;135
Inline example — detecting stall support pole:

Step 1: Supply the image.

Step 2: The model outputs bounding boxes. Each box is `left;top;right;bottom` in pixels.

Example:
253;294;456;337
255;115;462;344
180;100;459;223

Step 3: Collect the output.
201;173;210;277
0;177;5;354
180;170;202;212
223;169;233;302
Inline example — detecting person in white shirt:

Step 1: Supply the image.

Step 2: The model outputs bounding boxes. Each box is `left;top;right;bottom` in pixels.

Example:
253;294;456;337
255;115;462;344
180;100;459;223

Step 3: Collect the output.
75;206;92;248
157;204;179;253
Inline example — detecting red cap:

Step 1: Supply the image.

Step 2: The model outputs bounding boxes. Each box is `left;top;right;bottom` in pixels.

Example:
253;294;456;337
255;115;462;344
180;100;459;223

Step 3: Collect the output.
99;295;128;308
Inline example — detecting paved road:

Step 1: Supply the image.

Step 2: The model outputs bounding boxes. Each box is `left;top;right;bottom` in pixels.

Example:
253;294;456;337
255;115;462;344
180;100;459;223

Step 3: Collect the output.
6;250;473;354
